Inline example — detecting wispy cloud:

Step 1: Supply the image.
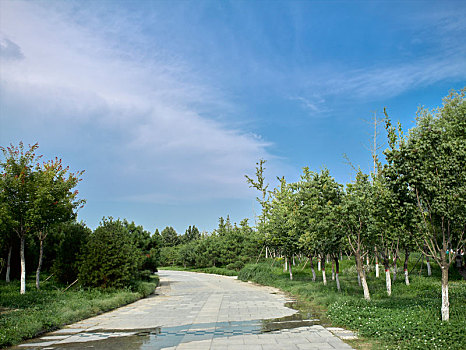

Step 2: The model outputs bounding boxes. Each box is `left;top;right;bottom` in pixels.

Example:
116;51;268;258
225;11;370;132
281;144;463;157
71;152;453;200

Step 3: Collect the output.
0;1;271;204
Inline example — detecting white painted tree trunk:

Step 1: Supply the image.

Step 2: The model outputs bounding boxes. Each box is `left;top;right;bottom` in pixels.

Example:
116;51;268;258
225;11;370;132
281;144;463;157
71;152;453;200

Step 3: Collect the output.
427;257;432;276
20;236;26;295
404;269;410;285
6;245;12;282
385;269;392;296
289;260;293;280
361;272;370;301
357;272;361;286
375;255;379;278
331;261;335;281
322;268;327;285
318;259;321;271
441;266;449;321
265;246;268;259
284;256;288;272
335;272;341;291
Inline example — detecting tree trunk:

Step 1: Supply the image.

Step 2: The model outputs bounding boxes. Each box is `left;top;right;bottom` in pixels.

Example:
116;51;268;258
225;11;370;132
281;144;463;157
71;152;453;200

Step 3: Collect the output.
265;246;268;259
322;268;327;285
375;246;379;278
427;256;432;276
441;265;449;321
292;255;296;266
385;268;392;296
6;245;12;282
284;256;288;272
403;250;410;286
357;271;361;286
289;259;293;280
318;258;321;271
331;260;335;281
20;235;26;295
36;238;44;290
334;257;341;291
309;257;316;281
392;253;398;282
355;252;370;300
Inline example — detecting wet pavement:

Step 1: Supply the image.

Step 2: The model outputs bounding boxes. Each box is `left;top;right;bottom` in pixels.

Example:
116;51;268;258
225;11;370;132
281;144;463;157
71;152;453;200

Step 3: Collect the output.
13;270;356;349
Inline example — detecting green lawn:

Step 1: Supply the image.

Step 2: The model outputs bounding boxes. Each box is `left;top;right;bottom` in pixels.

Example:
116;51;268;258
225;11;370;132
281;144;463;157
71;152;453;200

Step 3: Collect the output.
238;257;466;350
0;276;158;348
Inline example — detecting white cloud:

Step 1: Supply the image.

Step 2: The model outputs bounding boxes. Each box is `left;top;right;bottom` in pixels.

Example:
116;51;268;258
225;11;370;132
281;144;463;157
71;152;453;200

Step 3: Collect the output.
0;1;272;203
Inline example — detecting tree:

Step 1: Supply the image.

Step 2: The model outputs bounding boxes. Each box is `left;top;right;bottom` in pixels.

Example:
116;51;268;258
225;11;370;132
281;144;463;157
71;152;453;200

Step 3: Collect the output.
341;171;373;300
266;177;300;280
1;142;41;294
32;158;84;289
161;226;179;247
183;225;200;243
79;217;142;288
384;89;466;321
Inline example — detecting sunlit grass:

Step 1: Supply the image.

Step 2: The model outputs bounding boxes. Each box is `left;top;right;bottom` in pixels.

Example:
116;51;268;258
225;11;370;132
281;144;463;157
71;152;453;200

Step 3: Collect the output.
0;275;158;348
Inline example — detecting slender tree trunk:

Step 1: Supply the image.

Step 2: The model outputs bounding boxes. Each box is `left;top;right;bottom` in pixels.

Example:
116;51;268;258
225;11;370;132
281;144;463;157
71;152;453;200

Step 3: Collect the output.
284;256;288;273
6;245;12;283
375;246;379;278
334;257;341;291
441;264;449;321
309;256;316;281
403;250;410;286
331;259;335;281
293;255;296;266
265;246;268;259
289;259;293;280
357;271;361;286
36;238;44;290
385;268;392;296
322;267;327;285
355;252;370;300
318;258;321;271
20;235;26;295
392;253;398;282
427;256;432;276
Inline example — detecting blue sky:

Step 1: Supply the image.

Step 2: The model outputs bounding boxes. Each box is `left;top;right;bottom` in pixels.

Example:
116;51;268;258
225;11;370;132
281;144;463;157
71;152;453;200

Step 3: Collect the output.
1;0;465;234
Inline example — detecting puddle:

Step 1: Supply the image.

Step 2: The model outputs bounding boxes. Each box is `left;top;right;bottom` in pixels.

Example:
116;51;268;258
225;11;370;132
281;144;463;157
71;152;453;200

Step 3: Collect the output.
15;300;327;349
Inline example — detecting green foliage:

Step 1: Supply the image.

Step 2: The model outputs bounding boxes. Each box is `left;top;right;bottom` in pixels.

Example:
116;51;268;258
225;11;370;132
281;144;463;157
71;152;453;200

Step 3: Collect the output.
158;218;261;269
52;221;91;284
161;226;179;247
78;218;142;288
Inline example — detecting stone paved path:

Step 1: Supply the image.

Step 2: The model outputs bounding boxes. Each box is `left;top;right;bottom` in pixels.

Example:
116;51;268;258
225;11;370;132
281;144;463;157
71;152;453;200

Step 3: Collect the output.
14;270;355;349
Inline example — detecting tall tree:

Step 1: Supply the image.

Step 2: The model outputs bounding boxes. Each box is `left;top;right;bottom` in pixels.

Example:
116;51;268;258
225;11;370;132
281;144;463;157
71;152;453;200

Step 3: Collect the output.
341;171;373;300
0;143;41;294
161;226;179;247
32;157;84;289
384;89;466;321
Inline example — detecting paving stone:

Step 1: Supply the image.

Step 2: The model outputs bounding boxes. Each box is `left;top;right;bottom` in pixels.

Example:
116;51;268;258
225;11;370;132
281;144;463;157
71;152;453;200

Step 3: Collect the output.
13;271;354;350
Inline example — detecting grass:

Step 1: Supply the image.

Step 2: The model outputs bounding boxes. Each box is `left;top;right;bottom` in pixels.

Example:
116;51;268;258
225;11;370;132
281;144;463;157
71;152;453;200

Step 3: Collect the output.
0;275;159;348
237;257;466;350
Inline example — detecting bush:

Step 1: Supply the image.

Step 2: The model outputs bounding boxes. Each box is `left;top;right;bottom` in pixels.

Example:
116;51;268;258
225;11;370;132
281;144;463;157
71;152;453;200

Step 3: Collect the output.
78;218;142;288
52;222;91;284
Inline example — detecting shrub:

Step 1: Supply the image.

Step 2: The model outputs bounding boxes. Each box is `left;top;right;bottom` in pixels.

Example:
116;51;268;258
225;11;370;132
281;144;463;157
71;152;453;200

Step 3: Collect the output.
52;222;91;284
78;218;142;288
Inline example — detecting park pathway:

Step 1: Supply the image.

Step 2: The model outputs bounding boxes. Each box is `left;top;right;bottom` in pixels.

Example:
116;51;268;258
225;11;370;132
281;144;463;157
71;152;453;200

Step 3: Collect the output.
15;270;355;350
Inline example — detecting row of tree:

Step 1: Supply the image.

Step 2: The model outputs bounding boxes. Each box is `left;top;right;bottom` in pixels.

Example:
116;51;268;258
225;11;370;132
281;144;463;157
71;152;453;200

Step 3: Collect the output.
247;89;465;321
159;217;261;270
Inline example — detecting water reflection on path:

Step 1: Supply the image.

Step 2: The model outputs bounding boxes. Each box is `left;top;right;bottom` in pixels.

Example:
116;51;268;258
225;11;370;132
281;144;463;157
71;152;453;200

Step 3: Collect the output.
16;301;327;350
